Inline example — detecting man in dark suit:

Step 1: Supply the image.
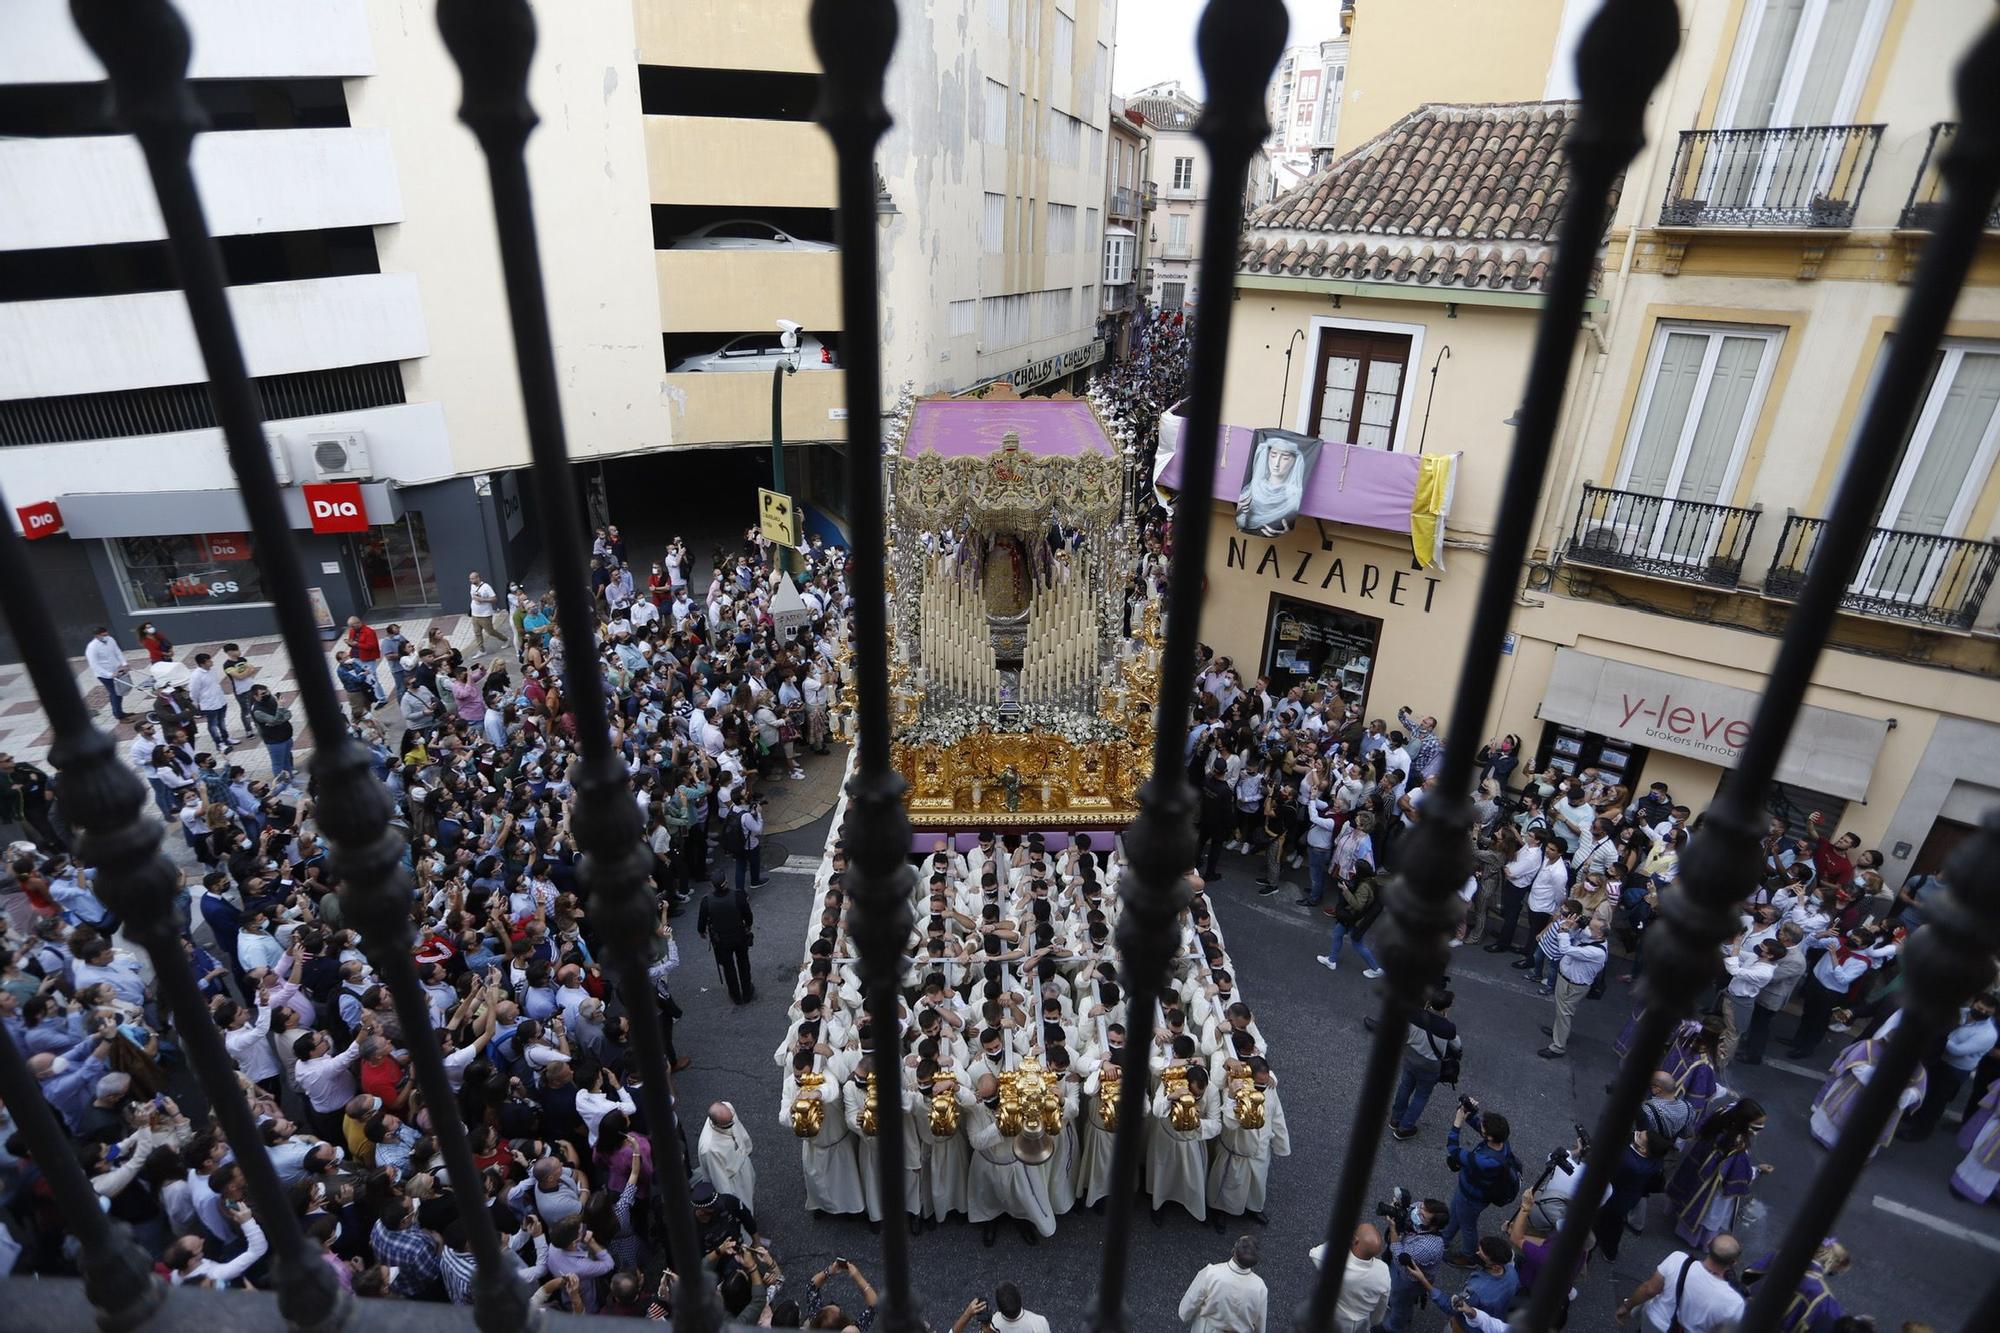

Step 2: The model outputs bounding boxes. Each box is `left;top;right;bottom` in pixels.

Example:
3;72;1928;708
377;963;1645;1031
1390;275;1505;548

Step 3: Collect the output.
697;875;756;1003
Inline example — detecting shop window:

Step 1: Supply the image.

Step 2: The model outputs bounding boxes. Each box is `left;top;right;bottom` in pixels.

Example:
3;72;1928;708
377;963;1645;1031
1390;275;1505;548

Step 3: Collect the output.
1260;594;1380;713
1310;329;1412;450
111;533;266;610
1533;721;1647;792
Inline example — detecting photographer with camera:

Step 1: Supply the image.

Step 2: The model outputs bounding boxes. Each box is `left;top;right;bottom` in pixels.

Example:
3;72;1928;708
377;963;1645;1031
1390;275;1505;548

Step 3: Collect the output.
1519;1124;1590;1235
1390;989;1462;1140
1377;1188;1450;1333
1443;1097;1521;1265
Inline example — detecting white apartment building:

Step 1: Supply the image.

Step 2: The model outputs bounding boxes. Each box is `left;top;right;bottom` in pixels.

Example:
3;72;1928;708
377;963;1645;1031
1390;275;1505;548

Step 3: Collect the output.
0;0;661;654
876;0;1118;402
0;0;1117;657
1127;81;1202;315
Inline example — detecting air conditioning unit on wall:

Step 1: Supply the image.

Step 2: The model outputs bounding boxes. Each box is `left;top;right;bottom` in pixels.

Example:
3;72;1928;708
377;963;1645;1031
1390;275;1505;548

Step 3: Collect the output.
308;431;372;481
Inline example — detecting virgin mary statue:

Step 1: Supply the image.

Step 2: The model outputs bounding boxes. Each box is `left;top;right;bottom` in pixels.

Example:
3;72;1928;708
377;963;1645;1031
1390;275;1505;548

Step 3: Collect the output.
1236;430;1321;537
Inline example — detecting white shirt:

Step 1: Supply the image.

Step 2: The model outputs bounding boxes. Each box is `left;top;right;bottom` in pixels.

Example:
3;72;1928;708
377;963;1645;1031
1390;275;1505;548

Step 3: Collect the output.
1723;949;1775;999
990;1311;1053;1333
85;636;127;678
1642;1254;1744;1333
469;582;498;616
1527;857;1572;913
225;1008;279;1084
188;664;230;711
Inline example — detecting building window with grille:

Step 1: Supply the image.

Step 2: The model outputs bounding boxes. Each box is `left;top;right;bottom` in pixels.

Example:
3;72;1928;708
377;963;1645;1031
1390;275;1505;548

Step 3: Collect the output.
1308;328;1414;449
1171;156;1195;191
110;533;268;611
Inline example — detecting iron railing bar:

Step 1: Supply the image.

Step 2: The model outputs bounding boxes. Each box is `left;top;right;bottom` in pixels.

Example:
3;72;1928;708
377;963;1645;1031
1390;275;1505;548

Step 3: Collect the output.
0;538;166;1332
1323;5;1681;1328
808;3;918;1327
1090;5;1287;1331
433;4;719;1328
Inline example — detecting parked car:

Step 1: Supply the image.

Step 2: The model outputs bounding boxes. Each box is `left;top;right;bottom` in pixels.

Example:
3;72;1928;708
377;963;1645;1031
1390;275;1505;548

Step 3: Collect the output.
666;331;837;373
668;220;837;251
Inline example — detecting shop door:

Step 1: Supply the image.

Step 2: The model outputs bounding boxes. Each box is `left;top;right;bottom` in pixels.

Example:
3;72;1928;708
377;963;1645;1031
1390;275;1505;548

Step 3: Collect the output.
1259;594;1381;714
351;513;437;610
1909;817;1973;879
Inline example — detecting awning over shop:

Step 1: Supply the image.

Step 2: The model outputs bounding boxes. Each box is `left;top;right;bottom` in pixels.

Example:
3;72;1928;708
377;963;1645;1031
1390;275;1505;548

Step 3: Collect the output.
1154;407;1458;565
1540;648;1890;801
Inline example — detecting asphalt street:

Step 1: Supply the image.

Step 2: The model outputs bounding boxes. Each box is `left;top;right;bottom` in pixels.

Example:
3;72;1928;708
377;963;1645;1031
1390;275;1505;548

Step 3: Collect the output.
666;824;1993;1331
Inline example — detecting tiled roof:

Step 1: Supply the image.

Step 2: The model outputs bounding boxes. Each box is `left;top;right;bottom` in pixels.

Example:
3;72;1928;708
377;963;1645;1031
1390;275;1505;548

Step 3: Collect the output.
1241;101;1599;292
1239;236;1552;291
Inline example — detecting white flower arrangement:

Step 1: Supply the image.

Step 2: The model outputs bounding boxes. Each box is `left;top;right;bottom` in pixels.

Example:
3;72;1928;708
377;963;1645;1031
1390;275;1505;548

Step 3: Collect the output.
893;702;1125;748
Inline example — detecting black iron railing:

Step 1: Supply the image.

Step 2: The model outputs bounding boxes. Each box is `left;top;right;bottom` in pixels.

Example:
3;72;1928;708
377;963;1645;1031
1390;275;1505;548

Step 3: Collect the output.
1141;180;1159;210
1765;511;2000;630
1901;121;2000;229
0;3;1994;1333
1660;124;1884;228
1564;482;1761;587
1111;185;1142;218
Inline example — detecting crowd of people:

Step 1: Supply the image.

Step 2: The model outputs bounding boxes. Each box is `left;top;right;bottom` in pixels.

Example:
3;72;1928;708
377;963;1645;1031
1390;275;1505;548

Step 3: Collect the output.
0;524;896;1324
0;341;1991;1328
1171;646;1996;1331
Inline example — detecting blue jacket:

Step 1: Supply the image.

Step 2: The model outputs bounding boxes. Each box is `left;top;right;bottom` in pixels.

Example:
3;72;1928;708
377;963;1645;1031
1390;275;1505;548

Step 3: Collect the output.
1447;1124;1520;1204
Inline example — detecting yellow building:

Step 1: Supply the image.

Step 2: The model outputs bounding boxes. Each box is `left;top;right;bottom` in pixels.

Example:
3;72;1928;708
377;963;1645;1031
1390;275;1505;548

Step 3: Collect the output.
1193;0;2000;882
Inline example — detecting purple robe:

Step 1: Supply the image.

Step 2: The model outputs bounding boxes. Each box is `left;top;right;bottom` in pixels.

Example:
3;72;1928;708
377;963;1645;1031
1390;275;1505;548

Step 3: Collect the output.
1808;1037;1925;1159
1950;1080;2000;1204
1667;1140;1755;1248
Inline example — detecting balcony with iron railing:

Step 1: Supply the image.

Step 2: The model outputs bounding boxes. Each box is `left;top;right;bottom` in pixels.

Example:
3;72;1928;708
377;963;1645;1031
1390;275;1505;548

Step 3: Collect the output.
1141;180;1159;210
1562;483;1761;589
1659;123;1884;228
1110;184;1142;219
1101;281;1136;314
1764;512;2000;631
7;2;2000;1333
1899;121;2000;230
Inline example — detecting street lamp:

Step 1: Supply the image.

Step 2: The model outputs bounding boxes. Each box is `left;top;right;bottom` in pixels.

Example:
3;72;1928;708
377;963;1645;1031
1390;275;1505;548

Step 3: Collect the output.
771;320;804;573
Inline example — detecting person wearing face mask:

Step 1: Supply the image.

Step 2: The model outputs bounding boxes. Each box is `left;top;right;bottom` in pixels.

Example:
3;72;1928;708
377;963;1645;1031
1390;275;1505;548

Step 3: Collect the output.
1787;925;1887;1059
1665;1098;1770;1248
1808;1010;1929;1157
1378;1196;1450;1333
83;626;134;723
966;1070;1057;1246
1900;992;2000;1142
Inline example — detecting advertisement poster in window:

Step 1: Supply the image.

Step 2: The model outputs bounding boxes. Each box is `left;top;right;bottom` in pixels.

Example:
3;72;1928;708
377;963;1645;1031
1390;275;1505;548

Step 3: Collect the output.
114;534;265;609
1236;429;1323;537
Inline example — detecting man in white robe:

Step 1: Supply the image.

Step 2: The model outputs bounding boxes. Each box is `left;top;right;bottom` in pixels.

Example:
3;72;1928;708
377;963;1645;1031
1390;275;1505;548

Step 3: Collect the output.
966;1073;1057;1245
1207;1061;1290;1221
697;1101;756;1211
1149;1063;1221;1223
782;1053;865;1216
913;1059;974;1223
1177;1235;1269;1333
842;1058;925;1228
1077;1056;1122;1211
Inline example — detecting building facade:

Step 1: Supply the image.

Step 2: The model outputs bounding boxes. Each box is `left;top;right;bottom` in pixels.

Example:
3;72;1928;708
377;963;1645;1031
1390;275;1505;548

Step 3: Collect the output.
1128;80;1204;316
0;0;661;654
1100;97;1152;359
1188;0;2000;883
0;0;1119;653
